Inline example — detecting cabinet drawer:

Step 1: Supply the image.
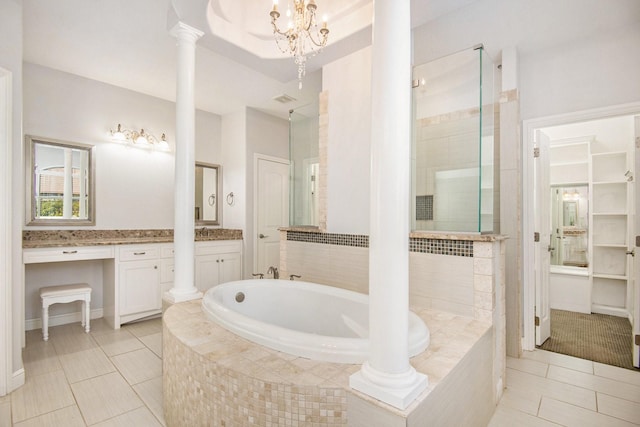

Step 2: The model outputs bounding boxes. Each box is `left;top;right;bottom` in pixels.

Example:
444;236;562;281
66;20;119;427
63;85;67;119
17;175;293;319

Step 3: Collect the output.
23;246;115;264
119;245;160;261
195;240;242;256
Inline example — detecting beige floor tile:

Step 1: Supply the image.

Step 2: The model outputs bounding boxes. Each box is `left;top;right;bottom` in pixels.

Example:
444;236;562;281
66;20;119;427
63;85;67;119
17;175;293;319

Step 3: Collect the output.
22;343;61;377
598;392;640;425
538;396;636;427
132;376;165;426
123;318;162;338
71;371;143;425
50;330;98;355
506;356;549;377
92;406;162;427
488;404;558;427
58;347;116;383
139;332;162;358
13;404;85;427
523;349;594;374
506;367;597;411
111;348;162;385
93;329;145;357
497;386;541;416
594;362;640;387
547;365;640;403
88;318;118;336
0;396;11;427
10;370;76;423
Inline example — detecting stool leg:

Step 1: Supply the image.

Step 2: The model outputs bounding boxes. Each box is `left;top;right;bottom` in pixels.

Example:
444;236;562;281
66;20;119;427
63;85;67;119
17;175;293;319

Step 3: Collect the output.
80;301;86;328
85;299;91;333
42;305;49;341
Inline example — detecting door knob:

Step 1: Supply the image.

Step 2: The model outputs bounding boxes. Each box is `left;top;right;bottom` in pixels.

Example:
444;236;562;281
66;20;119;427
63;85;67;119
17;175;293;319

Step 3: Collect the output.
259;234;269;239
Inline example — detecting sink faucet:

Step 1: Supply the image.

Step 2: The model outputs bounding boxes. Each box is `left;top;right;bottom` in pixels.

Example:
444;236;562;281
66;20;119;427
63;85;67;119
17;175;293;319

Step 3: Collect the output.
267;266;279;279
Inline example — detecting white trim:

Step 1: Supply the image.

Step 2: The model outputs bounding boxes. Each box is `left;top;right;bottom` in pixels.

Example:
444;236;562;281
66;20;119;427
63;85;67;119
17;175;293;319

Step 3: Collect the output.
25;308;104;331
522;102;640;351
0;68;12;396
252;153;290;275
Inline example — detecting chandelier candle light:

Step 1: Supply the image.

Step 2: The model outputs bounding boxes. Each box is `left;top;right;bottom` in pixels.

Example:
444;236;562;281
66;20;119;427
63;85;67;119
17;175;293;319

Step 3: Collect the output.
270;0;329;89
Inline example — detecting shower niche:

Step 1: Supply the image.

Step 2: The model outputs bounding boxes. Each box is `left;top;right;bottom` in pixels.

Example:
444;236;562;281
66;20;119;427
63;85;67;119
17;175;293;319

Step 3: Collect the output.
412;45;497;233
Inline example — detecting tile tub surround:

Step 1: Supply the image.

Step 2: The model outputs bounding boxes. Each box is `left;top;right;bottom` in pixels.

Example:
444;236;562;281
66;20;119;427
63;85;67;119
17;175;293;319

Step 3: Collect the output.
163;300;493;426
22;228;243;248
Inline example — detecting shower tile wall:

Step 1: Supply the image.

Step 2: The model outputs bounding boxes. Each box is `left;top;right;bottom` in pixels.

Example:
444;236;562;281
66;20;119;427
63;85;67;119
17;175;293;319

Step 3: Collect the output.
280;231;501;321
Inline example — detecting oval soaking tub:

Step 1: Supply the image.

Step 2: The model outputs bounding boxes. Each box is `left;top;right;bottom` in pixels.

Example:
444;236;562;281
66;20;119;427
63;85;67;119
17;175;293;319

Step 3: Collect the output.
201;279;430;364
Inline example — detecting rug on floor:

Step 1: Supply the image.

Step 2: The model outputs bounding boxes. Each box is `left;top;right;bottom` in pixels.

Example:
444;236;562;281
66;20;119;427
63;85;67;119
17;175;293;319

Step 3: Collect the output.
538;309;636;370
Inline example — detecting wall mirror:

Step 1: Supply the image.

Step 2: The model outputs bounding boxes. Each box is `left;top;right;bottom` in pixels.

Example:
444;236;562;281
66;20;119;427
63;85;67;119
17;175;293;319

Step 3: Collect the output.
26;135;95;226
195;162;220;225
550;185;589;268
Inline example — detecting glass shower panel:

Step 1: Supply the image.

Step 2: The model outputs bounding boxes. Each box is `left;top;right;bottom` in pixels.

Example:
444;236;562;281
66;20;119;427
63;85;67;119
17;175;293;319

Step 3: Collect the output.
412;46;495;233
289;103;320;227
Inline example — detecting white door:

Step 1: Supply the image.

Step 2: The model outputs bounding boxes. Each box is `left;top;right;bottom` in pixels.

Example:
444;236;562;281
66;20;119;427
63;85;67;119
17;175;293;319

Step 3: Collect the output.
256;157;289;275
535;130;552;346
634;115;640;367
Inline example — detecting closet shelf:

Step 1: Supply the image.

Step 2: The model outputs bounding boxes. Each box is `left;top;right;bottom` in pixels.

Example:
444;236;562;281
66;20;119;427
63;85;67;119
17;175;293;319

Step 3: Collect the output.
592;273;627;281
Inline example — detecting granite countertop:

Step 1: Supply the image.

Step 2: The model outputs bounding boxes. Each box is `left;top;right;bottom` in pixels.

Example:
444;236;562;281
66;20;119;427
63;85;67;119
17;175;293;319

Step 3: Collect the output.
23;229;243;248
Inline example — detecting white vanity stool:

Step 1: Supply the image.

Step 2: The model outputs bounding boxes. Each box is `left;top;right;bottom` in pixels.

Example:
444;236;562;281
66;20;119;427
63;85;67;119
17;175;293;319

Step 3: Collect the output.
40;283;92;341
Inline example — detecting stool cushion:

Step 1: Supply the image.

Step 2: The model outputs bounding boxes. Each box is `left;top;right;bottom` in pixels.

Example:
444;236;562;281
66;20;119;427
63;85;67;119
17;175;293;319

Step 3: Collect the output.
40;283;92;298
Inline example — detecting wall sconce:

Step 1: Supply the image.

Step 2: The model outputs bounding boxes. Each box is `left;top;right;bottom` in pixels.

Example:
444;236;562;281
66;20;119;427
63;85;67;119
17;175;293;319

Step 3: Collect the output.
110;124;169;151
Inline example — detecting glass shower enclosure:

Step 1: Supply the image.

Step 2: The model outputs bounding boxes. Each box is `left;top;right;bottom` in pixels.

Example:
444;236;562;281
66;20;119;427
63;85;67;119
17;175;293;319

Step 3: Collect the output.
412;45;496;233
289;103;320;227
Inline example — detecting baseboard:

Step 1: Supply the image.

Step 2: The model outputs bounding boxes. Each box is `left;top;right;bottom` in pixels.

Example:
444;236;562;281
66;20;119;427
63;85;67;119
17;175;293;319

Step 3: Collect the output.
25;308;104;331
11;368;24;392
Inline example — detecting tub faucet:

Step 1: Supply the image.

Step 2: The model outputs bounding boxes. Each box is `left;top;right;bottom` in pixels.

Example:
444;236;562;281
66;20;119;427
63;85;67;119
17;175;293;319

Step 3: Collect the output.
267;266;279;279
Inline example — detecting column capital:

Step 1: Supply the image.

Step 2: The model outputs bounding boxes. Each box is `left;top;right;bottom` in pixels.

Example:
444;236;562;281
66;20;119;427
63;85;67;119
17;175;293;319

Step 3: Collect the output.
170;21;204;42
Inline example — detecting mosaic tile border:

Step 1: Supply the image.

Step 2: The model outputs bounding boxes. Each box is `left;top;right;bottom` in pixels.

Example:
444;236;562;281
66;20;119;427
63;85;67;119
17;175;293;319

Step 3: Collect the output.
286;231;474;257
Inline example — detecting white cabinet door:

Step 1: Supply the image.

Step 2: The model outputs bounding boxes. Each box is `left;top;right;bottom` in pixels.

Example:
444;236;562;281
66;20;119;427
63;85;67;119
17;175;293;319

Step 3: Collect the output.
219;252;242;285
119;259;161;315
195;254;222;293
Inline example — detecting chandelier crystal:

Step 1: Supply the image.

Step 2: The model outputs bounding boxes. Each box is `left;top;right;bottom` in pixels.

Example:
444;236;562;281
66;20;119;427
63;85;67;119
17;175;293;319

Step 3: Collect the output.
270;0;329;89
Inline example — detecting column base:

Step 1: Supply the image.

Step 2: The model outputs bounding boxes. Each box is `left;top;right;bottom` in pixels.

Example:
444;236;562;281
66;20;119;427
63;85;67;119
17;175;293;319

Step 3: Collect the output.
163;288;203;304
349;362;428;410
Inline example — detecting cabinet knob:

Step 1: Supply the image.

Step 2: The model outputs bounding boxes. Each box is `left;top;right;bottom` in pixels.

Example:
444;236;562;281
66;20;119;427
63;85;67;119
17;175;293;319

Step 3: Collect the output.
221;259;224;263
216;259;219;263
154;265;158;269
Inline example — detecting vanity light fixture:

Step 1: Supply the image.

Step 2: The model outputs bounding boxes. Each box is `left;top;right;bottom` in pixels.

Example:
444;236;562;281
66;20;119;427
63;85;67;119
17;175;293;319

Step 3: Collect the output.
109;124;169;151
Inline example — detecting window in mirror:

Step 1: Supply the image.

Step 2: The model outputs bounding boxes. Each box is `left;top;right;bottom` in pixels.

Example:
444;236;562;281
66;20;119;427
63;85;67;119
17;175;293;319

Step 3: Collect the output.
26;135;95;225
550;185;588;268
195;162;220;226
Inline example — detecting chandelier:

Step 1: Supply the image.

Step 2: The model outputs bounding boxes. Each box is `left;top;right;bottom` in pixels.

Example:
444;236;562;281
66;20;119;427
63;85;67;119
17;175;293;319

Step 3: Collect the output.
270;0;330;89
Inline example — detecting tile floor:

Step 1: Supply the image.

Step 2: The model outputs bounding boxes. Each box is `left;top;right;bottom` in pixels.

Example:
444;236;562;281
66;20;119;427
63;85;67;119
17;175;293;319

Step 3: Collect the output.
489;350;640;426
1;317;639;426
1;317;164;426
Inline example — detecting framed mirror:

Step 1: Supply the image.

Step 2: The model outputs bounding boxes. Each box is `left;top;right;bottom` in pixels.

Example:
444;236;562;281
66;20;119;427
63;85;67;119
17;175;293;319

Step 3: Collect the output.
195;162;221;225
26;135;95;226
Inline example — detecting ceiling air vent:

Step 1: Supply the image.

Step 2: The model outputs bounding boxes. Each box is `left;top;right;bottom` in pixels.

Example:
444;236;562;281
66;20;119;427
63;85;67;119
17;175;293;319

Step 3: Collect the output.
273;94;297;104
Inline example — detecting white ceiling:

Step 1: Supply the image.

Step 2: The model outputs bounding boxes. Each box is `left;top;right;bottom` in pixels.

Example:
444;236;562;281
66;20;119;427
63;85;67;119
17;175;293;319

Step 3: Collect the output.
22;0;640;119
21;0;479;118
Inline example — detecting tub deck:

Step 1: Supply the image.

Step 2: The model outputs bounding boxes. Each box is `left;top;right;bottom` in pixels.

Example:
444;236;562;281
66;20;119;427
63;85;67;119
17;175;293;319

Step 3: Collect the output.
163;300;493;426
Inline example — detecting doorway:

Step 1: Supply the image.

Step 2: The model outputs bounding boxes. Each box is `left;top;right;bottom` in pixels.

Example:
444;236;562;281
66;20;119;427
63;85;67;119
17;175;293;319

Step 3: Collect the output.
523;104;640;370
254;155;289;276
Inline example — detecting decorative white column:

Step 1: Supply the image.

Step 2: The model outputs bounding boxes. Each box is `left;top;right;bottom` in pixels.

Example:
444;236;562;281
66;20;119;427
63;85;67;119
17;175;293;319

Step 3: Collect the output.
166;22;204;303
349;0;427;410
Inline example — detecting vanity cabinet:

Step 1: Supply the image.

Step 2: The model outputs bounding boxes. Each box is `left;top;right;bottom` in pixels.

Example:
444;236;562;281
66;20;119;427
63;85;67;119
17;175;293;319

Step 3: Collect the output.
195;240;242;292
118;244;163;323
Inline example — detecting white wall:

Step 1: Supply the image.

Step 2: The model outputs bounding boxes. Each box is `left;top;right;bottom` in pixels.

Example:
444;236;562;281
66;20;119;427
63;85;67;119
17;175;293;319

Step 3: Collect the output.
23;63;222;230
0;0;23;391
322;46;372;235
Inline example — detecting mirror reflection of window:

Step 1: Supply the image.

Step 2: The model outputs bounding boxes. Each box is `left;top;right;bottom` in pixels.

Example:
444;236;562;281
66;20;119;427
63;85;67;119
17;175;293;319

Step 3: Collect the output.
195;163;221;226
550;185;588;268
26;136;95;225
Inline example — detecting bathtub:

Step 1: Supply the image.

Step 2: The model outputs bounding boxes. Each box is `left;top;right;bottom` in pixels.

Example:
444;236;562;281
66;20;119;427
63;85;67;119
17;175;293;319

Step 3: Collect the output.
201;279;430;364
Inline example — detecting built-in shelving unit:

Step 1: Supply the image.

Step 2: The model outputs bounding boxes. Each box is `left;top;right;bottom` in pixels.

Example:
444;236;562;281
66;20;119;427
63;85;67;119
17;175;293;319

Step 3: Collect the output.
590;151;632;317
